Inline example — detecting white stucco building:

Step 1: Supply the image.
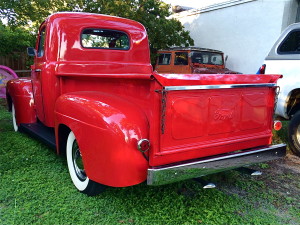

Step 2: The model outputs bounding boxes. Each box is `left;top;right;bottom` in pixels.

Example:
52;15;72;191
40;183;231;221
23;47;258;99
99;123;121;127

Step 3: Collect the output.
171;0;300;73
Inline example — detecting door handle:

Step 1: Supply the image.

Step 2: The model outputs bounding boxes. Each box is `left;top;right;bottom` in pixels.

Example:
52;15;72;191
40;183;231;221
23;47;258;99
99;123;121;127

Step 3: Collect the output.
35;69;42;72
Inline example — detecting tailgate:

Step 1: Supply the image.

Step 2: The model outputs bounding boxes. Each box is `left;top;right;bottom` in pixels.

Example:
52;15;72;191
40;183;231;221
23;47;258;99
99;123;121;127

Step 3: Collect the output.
150;73;281;166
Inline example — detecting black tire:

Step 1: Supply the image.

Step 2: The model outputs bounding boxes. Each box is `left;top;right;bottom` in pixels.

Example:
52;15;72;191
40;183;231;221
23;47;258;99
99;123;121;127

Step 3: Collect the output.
66;131;106;196
288;111;300;157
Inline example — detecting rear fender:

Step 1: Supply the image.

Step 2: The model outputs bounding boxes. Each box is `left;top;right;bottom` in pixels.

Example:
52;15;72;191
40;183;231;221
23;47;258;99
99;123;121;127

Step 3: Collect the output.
6;78;36;125
55;91;149;187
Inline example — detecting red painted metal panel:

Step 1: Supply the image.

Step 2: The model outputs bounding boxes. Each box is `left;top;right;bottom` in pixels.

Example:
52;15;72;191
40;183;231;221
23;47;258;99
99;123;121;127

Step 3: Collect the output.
149;85;277;166
153;72;282;86
6;78;36;124
54;91;149;187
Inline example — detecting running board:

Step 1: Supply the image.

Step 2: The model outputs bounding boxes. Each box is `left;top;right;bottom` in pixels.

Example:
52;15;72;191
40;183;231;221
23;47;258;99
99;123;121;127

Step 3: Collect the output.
19;123;56;149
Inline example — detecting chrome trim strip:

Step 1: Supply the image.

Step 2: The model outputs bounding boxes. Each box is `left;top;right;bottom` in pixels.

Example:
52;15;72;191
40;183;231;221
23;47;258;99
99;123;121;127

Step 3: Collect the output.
147;144;286;186
164;83;276;91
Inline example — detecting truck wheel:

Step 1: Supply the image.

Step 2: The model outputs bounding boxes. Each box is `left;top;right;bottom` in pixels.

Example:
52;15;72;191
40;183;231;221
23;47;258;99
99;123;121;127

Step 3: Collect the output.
12;103;19;132
288;111;300;157
66;131;106;196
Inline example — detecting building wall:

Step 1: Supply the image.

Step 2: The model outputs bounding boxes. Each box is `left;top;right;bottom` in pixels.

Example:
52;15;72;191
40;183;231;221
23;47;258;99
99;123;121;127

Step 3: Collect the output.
176;0;299;73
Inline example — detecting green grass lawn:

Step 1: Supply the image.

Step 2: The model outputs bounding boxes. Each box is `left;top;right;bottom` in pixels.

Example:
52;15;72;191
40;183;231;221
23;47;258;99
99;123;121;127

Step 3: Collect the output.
0;99;299;224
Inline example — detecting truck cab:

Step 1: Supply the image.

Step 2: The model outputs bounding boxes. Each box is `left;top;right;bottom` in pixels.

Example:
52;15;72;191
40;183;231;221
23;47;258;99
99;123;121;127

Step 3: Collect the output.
6;12;285;196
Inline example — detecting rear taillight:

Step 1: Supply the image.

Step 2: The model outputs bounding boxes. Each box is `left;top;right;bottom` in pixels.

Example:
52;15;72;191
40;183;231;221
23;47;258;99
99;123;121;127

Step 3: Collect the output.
258;64;266;74
273;120;282;131
137;139;150;152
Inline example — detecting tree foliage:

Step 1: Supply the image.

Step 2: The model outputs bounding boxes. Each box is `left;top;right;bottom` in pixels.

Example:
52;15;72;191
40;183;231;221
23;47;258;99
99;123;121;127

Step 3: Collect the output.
0;22;35;56
0;0;194;59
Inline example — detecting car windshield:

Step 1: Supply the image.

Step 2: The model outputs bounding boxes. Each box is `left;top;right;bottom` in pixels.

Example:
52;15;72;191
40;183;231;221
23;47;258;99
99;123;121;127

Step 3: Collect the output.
191;51;223;65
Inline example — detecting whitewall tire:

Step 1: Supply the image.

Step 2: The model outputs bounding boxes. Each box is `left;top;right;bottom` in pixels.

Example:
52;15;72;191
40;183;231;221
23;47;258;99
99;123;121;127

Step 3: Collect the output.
66;131;106;196
12;103;18;132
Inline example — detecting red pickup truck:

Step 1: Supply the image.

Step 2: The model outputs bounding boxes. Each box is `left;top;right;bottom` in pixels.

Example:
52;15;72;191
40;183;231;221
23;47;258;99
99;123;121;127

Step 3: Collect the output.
6;12;286;196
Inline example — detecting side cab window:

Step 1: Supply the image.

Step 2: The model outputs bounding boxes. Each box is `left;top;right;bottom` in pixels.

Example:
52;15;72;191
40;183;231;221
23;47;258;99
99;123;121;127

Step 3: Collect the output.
278;30;300;54
158;53;171;65
37;27;46;57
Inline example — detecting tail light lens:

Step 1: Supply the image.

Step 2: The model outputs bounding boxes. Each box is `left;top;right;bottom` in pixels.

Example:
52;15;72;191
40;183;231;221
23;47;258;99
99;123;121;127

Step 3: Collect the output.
273;120;282;131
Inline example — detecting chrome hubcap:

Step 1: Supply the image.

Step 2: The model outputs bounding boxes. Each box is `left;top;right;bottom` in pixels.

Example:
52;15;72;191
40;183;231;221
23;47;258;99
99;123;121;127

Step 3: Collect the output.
72;141;86;181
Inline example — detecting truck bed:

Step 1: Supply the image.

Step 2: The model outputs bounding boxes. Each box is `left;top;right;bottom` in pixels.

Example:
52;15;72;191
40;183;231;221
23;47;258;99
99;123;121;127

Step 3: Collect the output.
150;73;282;166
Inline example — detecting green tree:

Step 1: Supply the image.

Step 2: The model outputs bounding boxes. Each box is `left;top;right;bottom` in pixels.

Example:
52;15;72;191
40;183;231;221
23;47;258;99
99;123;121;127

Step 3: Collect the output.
0;0;194;61
0;21;35;56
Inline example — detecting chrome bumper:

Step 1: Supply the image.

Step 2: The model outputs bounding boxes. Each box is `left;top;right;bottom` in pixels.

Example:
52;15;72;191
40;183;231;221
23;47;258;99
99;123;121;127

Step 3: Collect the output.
147;144;286;186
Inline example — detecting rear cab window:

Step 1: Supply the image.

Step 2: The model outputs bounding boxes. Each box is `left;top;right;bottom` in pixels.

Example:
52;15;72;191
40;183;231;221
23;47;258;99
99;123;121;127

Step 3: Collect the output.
81;29;130;50
191;51;223;65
